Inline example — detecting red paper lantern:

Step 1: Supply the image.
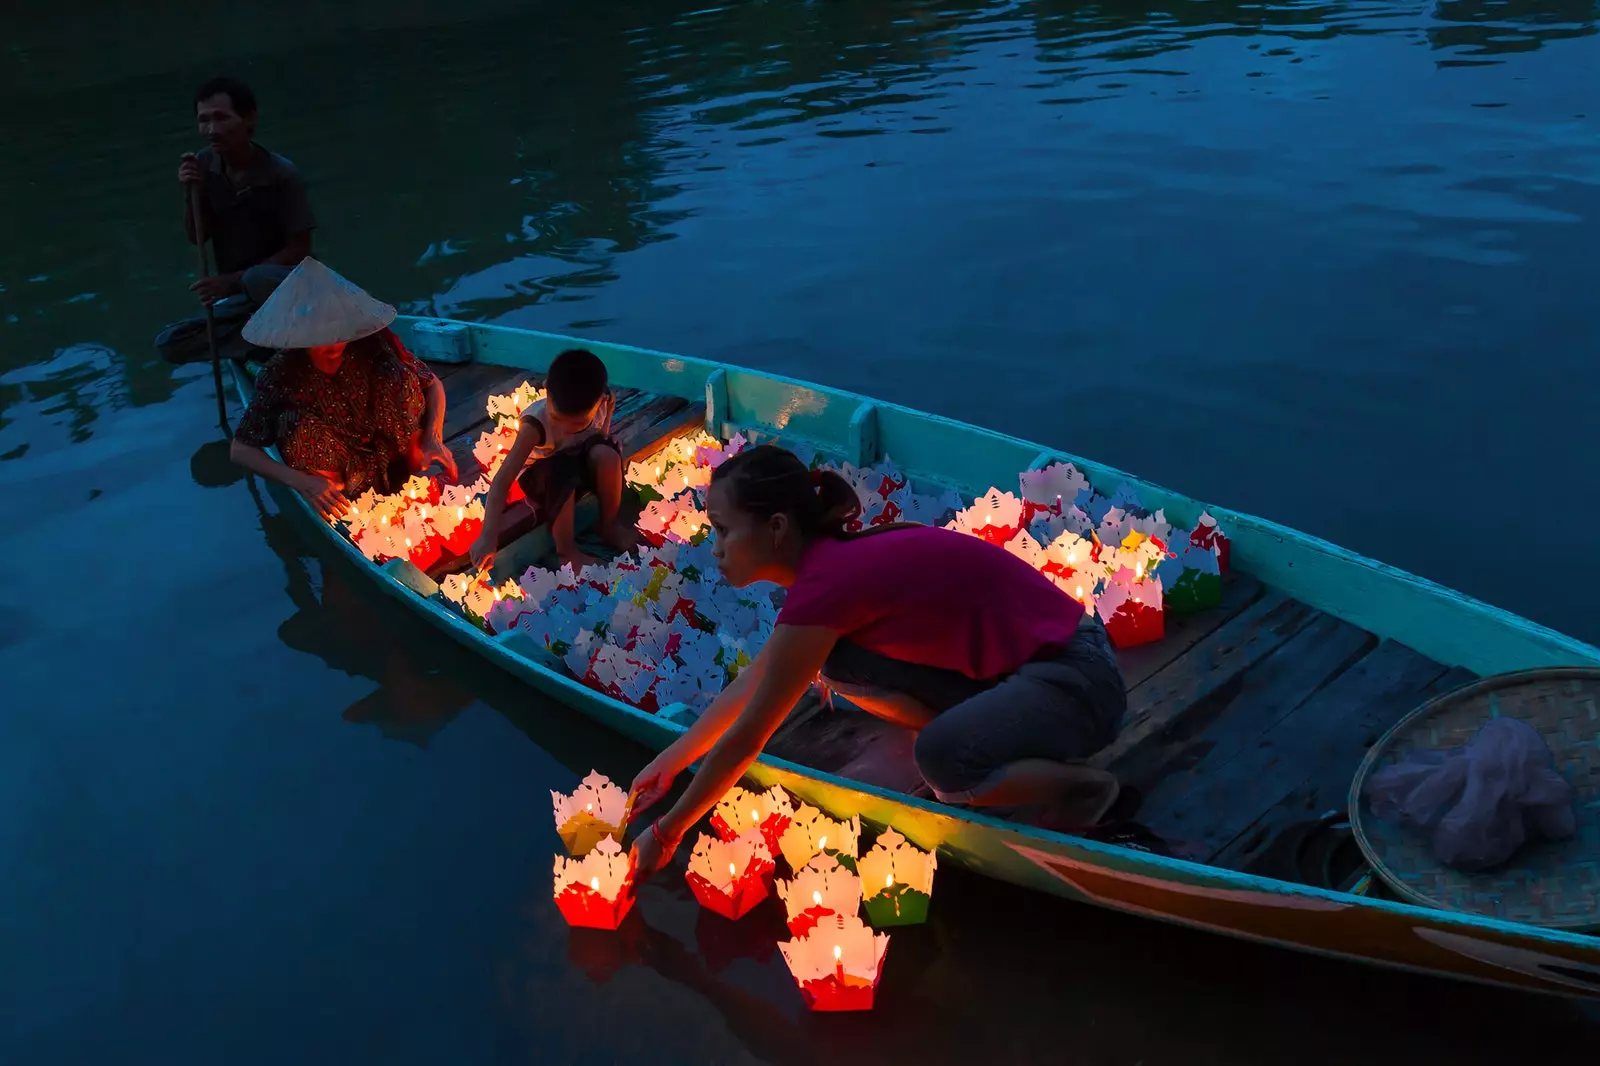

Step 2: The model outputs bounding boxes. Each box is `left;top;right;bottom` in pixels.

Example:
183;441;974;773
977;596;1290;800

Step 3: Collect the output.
1103;600;1164;649
442;517;482;558
554;879;635;930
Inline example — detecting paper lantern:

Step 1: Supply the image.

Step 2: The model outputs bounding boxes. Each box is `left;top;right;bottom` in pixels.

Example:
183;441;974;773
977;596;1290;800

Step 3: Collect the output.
858;828;936;927
551;770;630;857
710;785;794;855
778;913;890;1012
777;805;861;872
945;488;1025;546
1190;511;1231;574
684;830;775;920
776;853;862;937
1096;567;1165;650
552;835;634;930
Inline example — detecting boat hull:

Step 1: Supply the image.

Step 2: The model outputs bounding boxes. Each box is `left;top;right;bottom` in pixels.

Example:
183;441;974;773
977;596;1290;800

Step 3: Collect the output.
230;317;1600;1000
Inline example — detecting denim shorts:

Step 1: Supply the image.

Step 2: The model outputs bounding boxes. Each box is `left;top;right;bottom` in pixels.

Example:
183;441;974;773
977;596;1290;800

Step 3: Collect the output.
818;617;1127;802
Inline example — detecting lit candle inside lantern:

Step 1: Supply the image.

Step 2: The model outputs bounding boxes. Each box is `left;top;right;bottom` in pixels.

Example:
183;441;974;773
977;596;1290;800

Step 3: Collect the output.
551;770;630;857
858;828;937;926
778;913;889;1012
710;784;795;855
552;835;634;930
776;853;863;936
777;805;861;873
685;830;776;920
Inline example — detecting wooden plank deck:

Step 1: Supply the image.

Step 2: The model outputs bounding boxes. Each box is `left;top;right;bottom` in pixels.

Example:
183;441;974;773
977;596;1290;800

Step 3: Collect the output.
426;359;705;578
765;570;1477;883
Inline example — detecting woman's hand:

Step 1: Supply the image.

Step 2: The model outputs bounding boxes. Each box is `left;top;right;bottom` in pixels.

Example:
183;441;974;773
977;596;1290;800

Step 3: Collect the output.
417;432;459;481
629;748;686;818
295;471;351;521
468;529;497;571
629;820;682;880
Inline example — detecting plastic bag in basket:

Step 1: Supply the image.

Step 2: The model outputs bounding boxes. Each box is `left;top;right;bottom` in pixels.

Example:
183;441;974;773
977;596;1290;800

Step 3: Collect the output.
1364;717;1577;871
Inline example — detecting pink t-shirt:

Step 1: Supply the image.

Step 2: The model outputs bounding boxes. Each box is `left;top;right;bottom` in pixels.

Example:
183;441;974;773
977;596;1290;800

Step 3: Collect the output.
776;525;1086;679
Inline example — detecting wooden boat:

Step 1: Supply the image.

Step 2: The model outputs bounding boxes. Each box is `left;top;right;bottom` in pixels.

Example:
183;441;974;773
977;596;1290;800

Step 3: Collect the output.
232;316;1600;999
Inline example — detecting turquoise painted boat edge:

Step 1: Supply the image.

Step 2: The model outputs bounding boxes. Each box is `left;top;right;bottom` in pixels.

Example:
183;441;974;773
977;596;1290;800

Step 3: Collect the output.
240;336;1600;998
396;315;1600;678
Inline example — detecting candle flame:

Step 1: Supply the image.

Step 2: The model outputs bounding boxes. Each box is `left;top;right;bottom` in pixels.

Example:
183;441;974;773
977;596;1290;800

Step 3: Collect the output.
812;890;822;905
729;862;737;877
421;506;429;519
457;507;465;521
1076;586;1084;598
833;944;842;961
585;802;593;812
886;873;894;887
1135;561;1144;579
350;505;359;515
817;836;827;850
749;809;759;824
590;877;599;892
1067;552;1077;563
381;514;389;525
493;588;502;601
404;537;412;547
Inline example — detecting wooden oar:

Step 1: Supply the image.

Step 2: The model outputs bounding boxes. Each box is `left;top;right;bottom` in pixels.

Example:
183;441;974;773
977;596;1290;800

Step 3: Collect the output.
187;181;230;430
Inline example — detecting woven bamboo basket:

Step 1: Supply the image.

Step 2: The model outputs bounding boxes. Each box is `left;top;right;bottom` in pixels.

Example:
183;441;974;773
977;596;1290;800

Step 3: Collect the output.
1348;668;1600;930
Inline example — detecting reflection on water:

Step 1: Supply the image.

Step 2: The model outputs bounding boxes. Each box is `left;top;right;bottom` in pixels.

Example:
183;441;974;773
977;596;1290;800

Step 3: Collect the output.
3;0;1599;1061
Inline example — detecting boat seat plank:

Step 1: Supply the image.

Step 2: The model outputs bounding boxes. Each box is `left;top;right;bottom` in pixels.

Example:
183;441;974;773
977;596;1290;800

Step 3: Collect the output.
1089;592;1321;782
1114;574;1264;689
1131;615;1376;842
440;363;541;440
1209;652;1477;871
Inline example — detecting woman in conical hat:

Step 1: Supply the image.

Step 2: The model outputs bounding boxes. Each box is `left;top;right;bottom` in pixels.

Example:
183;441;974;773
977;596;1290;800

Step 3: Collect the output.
229;258;458;518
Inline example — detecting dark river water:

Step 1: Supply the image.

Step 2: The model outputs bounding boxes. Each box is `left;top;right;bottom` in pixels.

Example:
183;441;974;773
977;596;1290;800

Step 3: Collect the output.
3;1;1599;1062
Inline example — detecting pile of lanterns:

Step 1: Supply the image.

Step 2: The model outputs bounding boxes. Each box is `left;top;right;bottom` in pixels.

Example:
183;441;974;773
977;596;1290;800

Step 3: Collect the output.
549;772;935;1012
325;377;548;569
324;377;1233;704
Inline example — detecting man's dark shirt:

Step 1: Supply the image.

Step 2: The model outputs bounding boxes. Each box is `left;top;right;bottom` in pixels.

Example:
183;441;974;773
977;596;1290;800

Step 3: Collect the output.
197;142;315;275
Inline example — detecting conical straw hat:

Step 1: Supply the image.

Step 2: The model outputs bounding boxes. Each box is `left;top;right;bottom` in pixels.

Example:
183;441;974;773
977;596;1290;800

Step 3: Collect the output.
241;257;396;348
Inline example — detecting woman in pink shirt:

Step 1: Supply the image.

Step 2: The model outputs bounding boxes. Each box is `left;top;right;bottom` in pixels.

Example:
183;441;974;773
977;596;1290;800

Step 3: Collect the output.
629;445;1127;875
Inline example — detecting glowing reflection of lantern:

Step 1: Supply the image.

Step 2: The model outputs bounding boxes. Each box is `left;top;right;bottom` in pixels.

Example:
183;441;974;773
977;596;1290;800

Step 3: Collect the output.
710;784;794;855
685;830;775;920
778;913;890;1012
858;828;937;926
776;853;862;937
552;835;634;930
777;804;861;873
551;770;630;857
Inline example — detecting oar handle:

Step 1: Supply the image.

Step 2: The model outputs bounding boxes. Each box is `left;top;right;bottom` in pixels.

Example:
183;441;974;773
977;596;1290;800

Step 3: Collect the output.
188;176;229;430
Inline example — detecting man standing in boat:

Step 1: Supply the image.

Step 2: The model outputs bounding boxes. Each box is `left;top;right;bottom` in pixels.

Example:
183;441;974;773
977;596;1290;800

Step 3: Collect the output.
154;77;317;365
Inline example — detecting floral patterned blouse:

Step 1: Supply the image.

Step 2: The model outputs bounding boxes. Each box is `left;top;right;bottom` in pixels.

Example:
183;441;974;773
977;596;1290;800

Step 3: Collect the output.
235;328;435;496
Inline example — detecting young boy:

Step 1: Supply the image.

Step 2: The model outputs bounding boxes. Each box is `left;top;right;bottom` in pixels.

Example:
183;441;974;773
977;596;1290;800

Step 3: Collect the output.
470;348;635;571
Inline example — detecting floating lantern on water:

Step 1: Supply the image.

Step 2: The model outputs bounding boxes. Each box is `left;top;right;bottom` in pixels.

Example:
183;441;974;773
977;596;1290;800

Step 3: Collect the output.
551;770;630;857
858;828;937;927
776;853;862;937
552;835;634;930
685;830;776;920
777;804;861;872
710;785;794;855
778;913;890;1012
